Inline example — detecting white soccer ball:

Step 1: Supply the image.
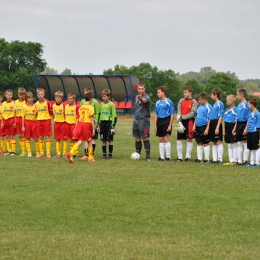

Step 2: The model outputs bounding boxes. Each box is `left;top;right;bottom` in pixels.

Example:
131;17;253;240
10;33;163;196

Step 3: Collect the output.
131;152;141;160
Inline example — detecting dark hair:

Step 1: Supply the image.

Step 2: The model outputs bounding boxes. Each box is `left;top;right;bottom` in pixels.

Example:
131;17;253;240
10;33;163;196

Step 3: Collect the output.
184;85;193;93
84;92;93;101
157;86;167;96
138;82;145;87
198;92;208;100
248;98;258;107
102;89;111;97
237;88;247;98
211;88;221;100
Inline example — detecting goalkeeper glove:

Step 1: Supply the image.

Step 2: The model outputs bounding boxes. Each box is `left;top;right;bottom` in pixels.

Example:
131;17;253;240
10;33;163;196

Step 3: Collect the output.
110;126;116;135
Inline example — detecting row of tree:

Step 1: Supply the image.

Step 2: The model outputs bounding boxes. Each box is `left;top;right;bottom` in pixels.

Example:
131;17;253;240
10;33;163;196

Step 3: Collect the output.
0;38;259;108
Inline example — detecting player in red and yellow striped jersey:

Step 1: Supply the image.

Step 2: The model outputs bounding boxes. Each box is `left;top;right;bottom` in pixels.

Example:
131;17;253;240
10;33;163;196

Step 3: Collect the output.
35;88;52;158
15;87;26;156
67;92;95;163
52;91;67;158
64;92;79;157
22;92;39;157
1;89;16;155
0;92;5;155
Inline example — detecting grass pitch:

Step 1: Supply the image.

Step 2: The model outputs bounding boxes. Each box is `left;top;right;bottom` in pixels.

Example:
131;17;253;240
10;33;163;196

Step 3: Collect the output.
1;118;260;259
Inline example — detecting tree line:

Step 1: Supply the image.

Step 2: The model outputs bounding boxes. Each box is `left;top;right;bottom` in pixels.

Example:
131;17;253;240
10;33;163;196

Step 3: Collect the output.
0;38;259;107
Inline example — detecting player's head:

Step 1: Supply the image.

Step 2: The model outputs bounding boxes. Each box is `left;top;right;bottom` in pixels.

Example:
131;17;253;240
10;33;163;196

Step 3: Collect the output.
84;92;93;102
5;89;13;101
226;95;236;106
197;92;208;104
37;88;45;101
248;98;258;110
83;87;94;95
137;82;146;95
210;88;221;101
157;86;167;99
236;88;247;100
55;91;63;105
183;86;193;99
67;92;76;105
26;91;34;104
18;87;26;101
0;92;4;102
102;89;111;102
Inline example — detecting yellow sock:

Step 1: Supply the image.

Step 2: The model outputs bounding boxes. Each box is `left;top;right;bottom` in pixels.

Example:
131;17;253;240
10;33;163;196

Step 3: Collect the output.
19;137;26;154
35;141;40;154
63;141;68;156
88;147;93;159
0;139;3;153
26;140;31;154
11;140;16;153
39;140;44;154
7;139;11;152
1;139;5;153
70;144;79;156
46;139;51;154
56;141;61;155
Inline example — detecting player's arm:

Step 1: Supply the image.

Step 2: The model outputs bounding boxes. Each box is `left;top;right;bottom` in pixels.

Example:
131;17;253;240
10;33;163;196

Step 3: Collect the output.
167;101;175;131
94;100;99;126
216;116;223;134
111;103;117;127
138;94;150;104
193;118;196;132
154;113;158;133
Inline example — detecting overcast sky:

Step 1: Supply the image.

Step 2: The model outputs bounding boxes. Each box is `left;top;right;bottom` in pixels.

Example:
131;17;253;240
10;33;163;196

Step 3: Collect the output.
1;0;260;79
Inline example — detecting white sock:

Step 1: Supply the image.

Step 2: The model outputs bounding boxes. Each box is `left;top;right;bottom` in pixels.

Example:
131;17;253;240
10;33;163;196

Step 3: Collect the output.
232;143;237;163
159;142;165;159
204;145;210;161
243;142;249;162
237;141;243;164
186;141;193;159
165;142;171;159
218;144;224;162
256;149;260;165
197;145;203;160
250;150;256;165
177;140;183;160
228;144;233;163
212;145;218;162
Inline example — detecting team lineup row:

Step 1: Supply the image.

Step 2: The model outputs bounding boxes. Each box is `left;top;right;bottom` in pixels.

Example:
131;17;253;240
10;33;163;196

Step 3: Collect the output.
1;84;260;166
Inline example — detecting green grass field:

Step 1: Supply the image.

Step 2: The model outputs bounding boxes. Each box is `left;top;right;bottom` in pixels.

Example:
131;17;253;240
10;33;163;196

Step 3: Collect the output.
1;119;260;259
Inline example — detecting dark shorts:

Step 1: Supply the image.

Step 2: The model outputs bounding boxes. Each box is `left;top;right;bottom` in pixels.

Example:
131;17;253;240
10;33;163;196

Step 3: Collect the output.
236;121;247;141
247;132;259;150
132;117;150;139
177;119;194;140
224;122;237;144
209;119;223;142
194;125;210;144
100;121;113;142
156;117;171;137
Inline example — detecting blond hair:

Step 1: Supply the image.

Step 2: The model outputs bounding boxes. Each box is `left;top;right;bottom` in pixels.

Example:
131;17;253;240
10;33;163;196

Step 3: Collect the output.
55;91;64;98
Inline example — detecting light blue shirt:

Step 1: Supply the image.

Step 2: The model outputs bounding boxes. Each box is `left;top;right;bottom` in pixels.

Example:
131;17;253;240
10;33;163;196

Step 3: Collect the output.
237;101;250;122
154;98;175;119
248;110;260;133
223;107;237;123
196;103;212;127
209;101;224;120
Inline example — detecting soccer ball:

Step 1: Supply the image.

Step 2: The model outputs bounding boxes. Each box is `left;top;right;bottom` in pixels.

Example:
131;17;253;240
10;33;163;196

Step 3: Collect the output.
131;152;141;160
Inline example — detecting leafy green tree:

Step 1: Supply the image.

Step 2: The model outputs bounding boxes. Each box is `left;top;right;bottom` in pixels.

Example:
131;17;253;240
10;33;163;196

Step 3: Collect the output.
41;66;58;74
103;63;181;107
61;68;72;75
205;72;237;104
0;38;46;97
184;79;204;97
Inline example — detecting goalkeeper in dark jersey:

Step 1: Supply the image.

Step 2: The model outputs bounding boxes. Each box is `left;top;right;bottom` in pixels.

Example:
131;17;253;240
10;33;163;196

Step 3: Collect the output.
97;89;117;159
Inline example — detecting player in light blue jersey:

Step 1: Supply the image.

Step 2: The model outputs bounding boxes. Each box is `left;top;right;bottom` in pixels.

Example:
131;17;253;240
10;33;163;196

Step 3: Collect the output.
223;95;238;166
193;92;212;163
209;88;225;164
236;89;250;165
154;86;174;161
243;98;260;167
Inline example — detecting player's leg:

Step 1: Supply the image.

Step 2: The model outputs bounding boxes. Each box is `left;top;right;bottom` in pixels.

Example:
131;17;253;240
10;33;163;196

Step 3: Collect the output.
164;134;171;161
108;140;113;159
140;117;150;161
158;136;165;161
81;141;89;160
133;119;142;155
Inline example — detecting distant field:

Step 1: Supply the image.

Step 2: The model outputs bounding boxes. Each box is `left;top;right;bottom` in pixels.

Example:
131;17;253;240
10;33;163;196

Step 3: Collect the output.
1;118;260;259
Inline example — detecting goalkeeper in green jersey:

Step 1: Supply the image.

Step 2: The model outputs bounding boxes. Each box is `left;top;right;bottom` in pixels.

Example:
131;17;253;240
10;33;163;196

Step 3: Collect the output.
97;89;117;159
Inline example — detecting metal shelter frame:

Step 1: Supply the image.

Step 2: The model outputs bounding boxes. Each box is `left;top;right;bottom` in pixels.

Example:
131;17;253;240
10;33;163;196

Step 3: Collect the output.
35;74;140;114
